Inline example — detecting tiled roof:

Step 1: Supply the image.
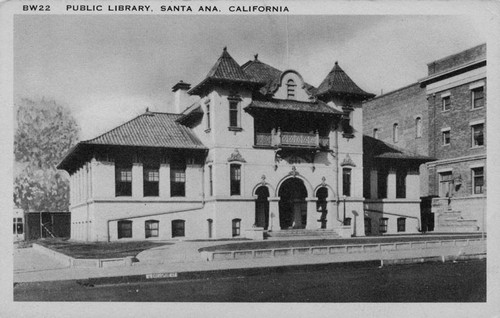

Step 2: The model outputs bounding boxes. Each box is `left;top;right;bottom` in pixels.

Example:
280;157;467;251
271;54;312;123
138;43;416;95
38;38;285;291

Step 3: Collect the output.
242;57;317;96
316;62;375;100
189;48;262;96
363;135;434;161
82;111;206;149
246;98;342;115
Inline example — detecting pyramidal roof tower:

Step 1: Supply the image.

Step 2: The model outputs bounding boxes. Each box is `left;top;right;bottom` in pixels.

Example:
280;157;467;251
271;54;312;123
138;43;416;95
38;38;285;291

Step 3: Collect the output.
316;61;375;101
189;47;263;96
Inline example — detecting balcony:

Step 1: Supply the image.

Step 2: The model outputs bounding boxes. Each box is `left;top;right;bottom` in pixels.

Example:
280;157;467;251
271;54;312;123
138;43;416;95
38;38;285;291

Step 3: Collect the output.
255;129;329;149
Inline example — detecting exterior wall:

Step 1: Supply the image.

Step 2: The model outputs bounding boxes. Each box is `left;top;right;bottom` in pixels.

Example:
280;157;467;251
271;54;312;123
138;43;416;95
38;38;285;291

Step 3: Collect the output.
427;44;486;75
427;79;486;161
364;200;421;235
363;83;428;156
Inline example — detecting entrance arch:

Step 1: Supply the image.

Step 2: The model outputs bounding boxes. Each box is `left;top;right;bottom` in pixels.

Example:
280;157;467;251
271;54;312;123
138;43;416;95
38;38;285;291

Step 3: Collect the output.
278;178;308;229
255;186;270;229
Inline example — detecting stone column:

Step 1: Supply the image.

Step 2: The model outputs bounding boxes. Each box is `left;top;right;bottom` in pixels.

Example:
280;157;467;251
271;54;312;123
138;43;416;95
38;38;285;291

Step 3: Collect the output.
387;168;397;199
268;197;280;231
132;163;143;198
370;168;378;199
159;163;170;198
306;198;319;230
326;200;339;229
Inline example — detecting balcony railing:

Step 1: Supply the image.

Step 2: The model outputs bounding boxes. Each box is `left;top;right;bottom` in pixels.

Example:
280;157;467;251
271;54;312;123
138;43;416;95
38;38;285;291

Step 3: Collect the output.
255;129;329;149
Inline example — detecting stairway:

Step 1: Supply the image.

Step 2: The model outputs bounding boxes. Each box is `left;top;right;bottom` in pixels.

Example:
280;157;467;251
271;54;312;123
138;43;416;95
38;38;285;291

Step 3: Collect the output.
266;229;341;239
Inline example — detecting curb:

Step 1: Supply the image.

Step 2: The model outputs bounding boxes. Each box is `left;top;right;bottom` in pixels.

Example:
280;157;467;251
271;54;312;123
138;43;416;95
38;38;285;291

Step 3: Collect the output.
75;253;486;287
33;243;135;268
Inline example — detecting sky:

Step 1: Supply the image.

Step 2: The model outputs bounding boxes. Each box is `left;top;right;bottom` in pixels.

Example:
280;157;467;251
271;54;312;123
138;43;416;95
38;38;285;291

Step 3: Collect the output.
14;14;488;140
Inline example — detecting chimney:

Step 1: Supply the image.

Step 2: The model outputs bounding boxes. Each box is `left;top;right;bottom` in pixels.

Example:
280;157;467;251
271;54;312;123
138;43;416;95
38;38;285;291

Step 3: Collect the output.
172;80;191;113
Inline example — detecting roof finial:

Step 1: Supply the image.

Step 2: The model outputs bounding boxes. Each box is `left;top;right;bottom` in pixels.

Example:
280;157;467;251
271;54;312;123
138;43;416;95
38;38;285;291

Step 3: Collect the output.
335;61;338;65
146;107;150;113
254;53;259;61
223;46;227;52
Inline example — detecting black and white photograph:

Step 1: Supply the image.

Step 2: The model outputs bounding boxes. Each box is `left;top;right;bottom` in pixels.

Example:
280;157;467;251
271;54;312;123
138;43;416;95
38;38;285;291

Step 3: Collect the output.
2;0;500;316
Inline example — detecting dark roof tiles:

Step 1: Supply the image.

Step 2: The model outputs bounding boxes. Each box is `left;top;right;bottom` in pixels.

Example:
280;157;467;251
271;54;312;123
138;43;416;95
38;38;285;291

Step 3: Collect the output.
82;112;206;149
246;98;342;115
316;62;374;99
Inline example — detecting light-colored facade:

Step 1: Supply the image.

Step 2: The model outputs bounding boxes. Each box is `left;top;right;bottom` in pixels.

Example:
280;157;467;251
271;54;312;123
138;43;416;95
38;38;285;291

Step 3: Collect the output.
59;48;427;241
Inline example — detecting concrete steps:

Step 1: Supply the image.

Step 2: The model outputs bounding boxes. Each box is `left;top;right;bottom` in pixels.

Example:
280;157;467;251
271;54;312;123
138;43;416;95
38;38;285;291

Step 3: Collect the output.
435;210;479;232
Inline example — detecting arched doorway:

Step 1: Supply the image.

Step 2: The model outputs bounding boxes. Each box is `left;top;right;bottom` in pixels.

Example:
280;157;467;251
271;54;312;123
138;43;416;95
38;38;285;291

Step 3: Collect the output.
255;186;270;229
316;187;328;229
278;178;308;229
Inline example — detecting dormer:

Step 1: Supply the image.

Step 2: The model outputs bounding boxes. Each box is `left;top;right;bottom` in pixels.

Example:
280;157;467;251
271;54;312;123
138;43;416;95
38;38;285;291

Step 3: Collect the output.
272;70;313;102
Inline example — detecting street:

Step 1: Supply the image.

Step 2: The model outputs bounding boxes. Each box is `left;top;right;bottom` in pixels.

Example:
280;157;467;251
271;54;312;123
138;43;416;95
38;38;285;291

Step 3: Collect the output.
14;259;485;302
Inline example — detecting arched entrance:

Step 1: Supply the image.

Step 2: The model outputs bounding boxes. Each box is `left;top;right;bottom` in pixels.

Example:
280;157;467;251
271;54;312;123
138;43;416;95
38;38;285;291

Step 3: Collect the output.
316;187;328;229
278;178;308;229
255;186;270;229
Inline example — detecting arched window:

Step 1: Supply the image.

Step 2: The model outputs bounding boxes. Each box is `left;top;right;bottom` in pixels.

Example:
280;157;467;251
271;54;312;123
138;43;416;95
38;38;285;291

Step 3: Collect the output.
393;123;399;143
145;220;159;238
232;218;241;237
286;79;296;99
415;117;422;138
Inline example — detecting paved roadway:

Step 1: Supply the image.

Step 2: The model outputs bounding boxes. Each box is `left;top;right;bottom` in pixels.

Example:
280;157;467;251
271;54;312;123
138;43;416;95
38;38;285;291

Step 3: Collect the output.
14;259;485;302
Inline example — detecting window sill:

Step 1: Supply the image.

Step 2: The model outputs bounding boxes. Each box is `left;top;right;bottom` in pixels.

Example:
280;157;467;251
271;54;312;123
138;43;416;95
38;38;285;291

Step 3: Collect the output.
442;144;450;147
441;109;451;113
470;107;484;111
471;145;485;149
228;127;243;132
204;128;211;133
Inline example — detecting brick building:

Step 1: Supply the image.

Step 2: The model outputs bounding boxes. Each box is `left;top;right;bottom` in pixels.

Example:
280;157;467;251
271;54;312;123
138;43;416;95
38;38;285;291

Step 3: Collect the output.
420;44;486;232
363;43;486;233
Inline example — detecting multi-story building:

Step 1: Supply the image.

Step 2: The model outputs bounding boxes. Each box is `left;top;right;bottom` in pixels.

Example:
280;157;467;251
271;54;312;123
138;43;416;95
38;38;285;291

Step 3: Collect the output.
363;43;486;233
58;48;433;241
420;44;486;232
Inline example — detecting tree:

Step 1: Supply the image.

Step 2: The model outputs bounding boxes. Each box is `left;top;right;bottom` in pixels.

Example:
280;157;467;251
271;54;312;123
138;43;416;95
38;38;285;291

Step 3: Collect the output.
14;98;80;212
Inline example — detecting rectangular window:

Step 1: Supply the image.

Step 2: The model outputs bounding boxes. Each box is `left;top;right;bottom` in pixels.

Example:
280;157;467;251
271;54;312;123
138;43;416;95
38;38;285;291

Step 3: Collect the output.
206;104;211;130
115;165;132;197
145;220;159;238
170;162;186;197
209;165;213;196
364;218;371;235
471;124;484;147
442;96;451;111
472;87;484;109
396;168;407;199
442;130;450;146
397;218;406;232
472;167;484;195
172;220;185;237
342;168;351;197
232;219;241;237
377;168;388;199
379;218;388;234
13;218;23;235
143;167;159;197
230;164;241;196
439;171;453;197
344;217;352;226
117;220;132;239
229;100;239;128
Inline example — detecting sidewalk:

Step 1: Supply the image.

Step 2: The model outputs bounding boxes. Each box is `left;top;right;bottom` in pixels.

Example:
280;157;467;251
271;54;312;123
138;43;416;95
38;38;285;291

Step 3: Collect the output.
13;234;486;283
